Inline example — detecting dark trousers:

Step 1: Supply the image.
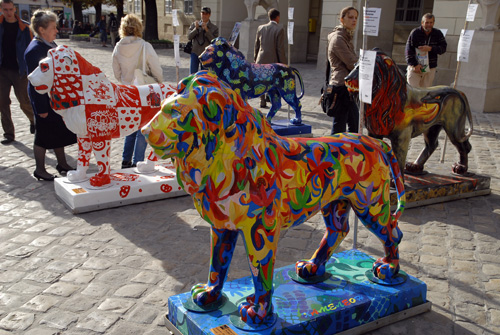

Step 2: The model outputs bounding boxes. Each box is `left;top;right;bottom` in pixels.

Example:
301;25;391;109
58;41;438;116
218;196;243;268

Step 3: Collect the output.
0;69;34;140
330;97;359;135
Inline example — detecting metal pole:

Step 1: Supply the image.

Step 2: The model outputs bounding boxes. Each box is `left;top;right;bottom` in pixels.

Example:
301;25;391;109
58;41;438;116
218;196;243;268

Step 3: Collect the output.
440;0;472;163
352;0;368;250
172;0;179;83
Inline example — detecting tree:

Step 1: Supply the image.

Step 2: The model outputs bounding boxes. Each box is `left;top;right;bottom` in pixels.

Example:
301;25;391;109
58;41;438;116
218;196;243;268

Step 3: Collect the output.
143;0;159;40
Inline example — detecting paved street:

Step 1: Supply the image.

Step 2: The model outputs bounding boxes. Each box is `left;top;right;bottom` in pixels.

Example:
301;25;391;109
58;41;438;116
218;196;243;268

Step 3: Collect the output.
0;38;499;335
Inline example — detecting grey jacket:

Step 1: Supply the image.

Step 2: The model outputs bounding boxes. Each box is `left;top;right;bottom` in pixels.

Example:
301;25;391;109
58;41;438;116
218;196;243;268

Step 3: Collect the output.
254;21;287;64
187;20;218;56
327;26;358;86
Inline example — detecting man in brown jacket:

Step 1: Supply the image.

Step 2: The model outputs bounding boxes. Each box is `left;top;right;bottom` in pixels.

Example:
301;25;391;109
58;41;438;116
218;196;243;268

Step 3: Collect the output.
254;8;287;108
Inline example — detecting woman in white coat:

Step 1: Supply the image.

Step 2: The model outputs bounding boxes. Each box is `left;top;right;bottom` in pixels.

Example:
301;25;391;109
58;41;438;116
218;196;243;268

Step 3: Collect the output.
112;13;163;168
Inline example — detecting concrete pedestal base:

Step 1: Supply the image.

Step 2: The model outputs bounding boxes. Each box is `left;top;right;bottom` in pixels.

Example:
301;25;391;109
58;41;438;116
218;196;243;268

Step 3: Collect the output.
271;119;312;137
456;30;500;113
54;162;187;213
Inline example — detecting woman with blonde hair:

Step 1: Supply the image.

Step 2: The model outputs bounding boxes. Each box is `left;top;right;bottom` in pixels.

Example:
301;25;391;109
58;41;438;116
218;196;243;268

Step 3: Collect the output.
24;9;77;181
327;6;359;134
112;13;163;168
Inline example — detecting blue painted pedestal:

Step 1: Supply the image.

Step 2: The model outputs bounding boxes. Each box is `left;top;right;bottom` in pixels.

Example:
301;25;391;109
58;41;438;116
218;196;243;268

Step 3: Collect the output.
271;119;312;137
166;250;429;334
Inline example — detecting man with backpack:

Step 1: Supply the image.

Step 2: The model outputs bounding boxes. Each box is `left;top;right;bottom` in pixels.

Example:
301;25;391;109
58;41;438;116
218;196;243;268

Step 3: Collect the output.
108;13;119;47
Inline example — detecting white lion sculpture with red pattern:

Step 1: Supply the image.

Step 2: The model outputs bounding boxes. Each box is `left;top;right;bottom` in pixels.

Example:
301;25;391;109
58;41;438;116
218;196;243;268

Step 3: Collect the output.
28;45;176;187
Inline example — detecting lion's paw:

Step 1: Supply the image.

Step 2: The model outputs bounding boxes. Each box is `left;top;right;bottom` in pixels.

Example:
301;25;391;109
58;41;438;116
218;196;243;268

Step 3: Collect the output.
89;174;111;187
405;162;424;174
289;117;302;125
452;162;468;175
67;169;87;183
372;257;399;280
238;297;272;325
136;160;155;173
295;260;325;278
191;283;220;306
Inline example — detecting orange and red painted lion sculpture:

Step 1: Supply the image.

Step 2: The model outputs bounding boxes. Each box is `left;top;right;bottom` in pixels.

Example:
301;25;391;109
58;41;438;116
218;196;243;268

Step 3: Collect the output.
345;50;473;177
27;45;176;186
142;71;406;327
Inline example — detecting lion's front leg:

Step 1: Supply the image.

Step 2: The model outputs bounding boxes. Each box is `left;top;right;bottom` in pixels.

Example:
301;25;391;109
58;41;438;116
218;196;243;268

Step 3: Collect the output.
89;139;111;187
136;150;157;173
238;224;280;325
191;227;238;307
265;89;282;123
296;200;350;278
67;137;91;183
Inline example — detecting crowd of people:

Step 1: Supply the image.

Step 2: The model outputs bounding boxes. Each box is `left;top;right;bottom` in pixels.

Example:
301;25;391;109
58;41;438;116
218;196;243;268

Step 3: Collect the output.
0;0;448;182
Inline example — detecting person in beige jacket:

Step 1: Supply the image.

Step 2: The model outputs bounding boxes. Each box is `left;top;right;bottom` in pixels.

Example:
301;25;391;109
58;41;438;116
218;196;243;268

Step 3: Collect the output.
254;8;287;108
327;6;359;135
187;6;218;74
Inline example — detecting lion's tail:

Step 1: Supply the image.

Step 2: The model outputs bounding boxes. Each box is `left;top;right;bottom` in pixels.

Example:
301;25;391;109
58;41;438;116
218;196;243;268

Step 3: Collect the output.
384;143;406;223
291;67;305;100
460;91;473;142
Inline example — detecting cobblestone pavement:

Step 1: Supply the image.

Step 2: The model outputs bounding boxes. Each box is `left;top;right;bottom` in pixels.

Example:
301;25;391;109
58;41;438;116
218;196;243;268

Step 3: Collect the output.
0;39;499;335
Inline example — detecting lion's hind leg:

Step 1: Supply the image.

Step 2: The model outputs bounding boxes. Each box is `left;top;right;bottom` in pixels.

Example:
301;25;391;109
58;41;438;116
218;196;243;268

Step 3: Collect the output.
281;89;302;125
295;200;350;279
265;89;282;123
355;205;403;280
191;227;238;308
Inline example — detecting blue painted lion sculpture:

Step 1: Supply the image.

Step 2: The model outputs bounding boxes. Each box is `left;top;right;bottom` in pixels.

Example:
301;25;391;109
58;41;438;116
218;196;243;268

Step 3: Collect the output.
199;37;304;125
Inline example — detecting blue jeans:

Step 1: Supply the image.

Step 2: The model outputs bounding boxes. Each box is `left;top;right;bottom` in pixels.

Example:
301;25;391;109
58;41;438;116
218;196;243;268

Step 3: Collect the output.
100;30;107;44
122;131;147;164
190;53;203;74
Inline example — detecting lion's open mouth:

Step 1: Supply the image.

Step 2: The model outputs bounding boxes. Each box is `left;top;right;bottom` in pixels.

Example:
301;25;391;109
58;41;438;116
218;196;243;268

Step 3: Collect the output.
35;85;48;91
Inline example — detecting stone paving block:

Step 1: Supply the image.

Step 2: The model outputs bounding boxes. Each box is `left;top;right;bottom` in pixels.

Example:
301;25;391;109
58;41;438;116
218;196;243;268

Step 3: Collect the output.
5;246;38;258
24;222;56;233
29;236;57;247
107;322;151;335
0;259;18;270
114;284;149;298
39;310;78;330
14;257;50;271
0;292;26;308
7;282;43;295
126;305;159;324
47;226;74;236
24;270;61;284
21;295;59;312
43;282;80;297
0;270;25;283
0;311;34;331
59;295;97;313
76;311;119;333
24;328;62;335
142;289;170;307
60;269;96;284
98;298;135;314
130;271;162;285
81;282;111;297
9;234;36;244
58;235;83;246
45;260;79;274
37;245;70;259
97;269;136;285
82;257;114;270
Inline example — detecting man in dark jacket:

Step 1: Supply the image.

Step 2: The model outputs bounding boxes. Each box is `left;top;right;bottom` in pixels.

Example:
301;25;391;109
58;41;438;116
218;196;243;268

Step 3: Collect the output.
405;13;447;88
0;0;34;144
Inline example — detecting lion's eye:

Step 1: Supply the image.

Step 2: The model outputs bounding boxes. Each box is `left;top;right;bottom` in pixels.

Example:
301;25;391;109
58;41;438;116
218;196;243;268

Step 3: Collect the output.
41;63;49;72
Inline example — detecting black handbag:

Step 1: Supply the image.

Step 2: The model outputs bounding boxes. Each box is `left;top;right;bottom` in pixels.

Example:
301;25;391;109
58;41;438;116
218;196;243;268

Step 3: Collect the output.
183;40;193;54
320;55;348;117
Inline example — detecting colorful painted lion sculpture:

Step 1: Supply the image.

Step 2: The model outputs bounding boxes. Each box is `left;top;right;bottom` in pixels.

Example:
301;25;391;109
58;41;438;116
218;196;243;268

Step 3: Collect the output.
27;45;176;187
345;50;473;177
199;37;304;125
142;71;406;326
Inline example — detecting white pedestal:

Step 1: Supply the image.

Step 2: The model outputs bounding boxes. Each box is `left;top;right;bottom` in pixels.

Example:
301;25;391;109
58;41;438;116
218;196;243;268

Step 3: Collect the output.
54;162;187;214
456;30;500;113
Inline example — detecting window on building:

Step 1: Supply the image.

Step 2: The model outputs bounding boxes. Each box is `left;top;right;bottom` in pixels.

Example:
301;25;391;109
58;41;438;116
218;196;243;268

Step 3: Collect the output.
165;0;172;14
184;0;193;15
395;0;422;23
134;0;141;13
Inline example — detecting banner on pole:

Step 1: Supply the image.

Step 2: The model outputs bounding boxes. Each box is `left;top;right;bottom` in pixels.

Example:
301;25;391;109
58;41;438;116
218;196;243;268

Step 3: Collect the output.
288;7;294;20
466;4;478;22
359;49;377;104
174;35;181;67
457;29;474;62
172;9;179;27
288;22;294;45
363;7;381;36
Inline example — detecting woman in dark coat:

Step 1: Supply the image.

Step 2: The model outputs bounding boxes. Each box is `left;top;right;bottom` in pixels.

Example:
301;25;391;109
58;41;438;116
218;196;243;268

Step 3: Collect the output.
25;9;76;181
